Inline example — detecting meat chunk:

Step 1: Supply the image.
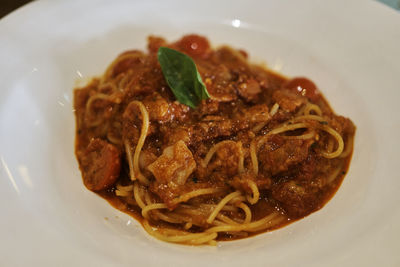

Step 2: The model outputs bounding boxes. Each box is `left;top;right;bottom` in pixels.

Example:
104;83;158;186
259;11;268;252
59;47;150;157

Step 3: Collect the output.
207;141;240;177
204;64;237;102
123;101;156;144
258;135;313;175
111;50;145;78
196;99;220;116
142;93;171;123
214;46;248;69
80;138;121;191
142;95;190;124
237;79;261;102
122;57;166;97
246;104;270;123
138;150;158;178
147;36;167;54
139;150;157;170
169;101;190;122
207;83;237;102
234;104;270;130
190;118;233;144
162;114;237;147
272;89;306;113
326;114;356;136
250;65;271;89
271;180;321;217
147;140;196;185
163;126;191;146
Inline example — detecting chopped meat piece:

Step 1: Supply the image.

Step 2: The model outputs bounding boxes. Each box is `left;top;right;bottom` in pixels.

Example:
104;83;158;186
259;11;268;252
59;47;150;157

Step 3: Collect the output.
163;127;191;146
271;180;321;217
112;50;145;78
169;101;190;122
190;119;233;144
214;46;248;69
80;138;121;191
258;135;313;175
246;104;270;123
139;150;157;170
147;140;196;185
201;115;225;122
208;85;237;102
326;114;356;136
122;101;156;144
250;65;271;89
196;99;220;116
147;36;167;53
208;141;240;177
122;57;166;97
272;89;306;113
201;62;237;102
235;104;270;129
143;93;171;123
237;79;261;102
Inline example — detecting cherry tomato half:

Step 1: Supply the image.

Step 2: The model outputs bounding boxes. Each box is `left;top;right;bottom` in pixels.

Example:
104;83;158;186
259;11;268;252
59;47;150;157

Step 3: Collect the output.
177;34;210;58
284;77;320;102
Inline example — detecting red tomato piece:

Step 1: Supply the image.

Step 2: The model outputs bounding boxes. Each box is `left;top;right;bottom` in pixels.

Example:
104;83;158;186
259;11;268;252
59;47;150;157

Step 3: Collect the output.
284;77;320;102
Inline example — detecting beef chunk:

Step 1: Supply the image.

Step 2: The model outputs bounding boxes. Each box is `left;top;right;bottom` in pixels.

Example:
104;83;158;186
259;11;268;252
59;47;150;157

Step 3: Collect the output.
272;89;306;113
237;79;261;102
147;140;196;185
271;180;321;217
258;135;313;175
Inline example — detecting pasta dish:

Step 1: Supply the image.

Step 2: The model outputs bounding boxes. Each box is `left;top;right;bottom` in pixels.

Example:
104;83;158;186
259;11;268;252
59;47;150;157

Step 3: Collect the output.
73;34;355;245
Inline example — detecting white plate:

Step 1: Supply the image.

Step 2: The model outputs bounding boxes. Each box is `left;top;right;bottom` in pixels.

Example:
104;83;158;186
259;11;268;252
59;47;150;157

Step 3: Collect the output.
1;0;399;266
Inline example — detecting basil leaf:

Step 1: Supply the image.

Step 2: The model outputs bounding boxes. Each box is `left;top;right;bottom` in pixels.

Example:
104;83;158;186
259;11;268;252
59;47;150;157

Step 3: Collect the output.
157;47;210;108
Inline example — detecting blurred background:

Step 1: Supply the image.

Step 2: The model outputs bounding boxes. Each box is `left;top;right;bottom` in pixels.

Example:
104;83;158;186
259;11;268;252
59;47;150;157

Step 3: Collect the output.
0;0;399;19
1;0;32;18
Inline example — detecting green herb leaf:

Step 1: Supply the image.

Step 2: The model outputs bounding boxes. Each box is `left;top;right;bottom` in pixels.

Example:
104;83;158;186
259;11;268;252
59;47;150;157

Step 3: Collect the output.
157;47;210;108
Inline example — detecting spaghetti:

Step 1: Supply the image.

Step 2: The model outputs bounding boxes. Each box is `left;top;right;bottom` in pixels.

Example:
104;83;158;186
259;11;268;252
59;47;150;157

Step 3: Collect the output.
73;34;355;245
